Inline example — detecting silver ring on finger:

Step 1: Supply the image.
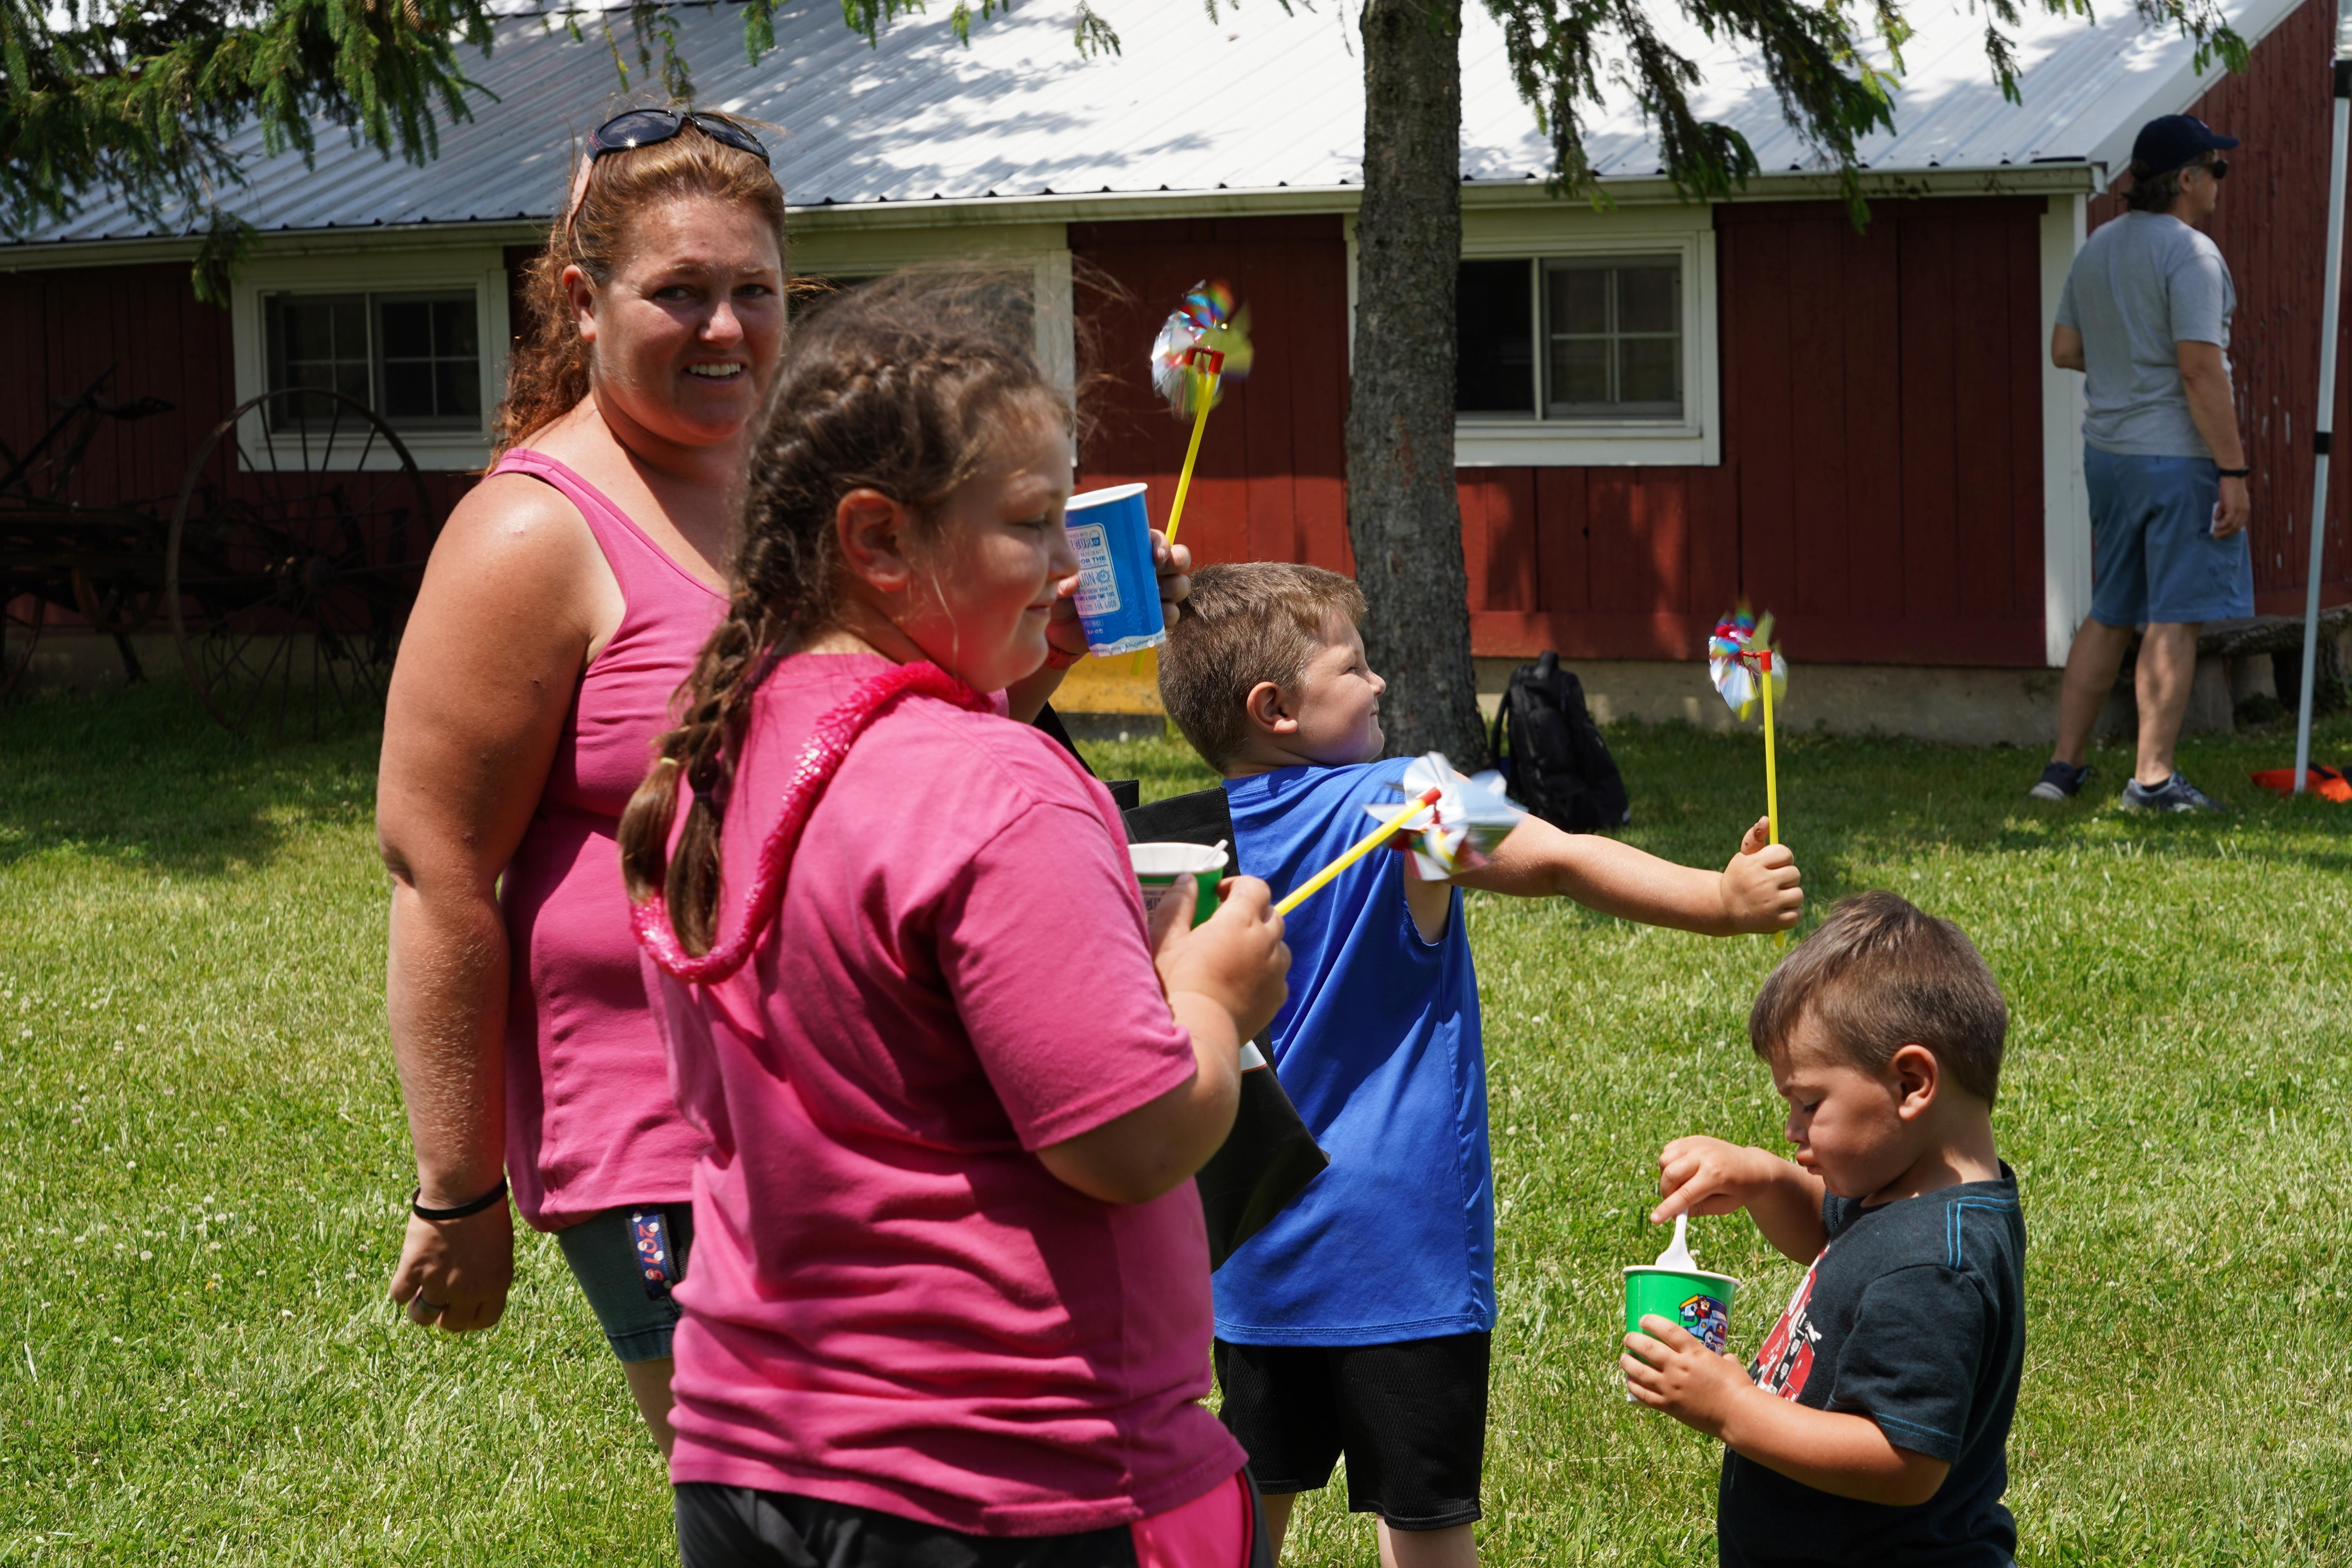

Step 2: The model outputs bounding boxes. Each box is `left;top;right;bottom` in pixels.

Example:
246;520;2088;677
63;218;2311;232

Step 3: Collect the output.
414;1296;447;1316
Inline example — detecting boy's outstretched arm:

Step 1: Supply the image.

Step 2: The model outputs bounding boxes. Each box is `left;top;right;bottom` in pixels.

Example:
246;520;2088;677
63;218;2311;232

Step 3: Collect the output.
1452;814;1799;936
1621;1320;1952;1507
1654;1136;1827;1264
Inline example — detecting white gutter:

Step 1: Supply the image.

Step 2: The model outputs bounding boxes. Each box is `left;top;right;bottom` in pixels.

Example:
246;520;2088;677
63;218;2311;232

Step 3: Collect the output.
0;162;2103;273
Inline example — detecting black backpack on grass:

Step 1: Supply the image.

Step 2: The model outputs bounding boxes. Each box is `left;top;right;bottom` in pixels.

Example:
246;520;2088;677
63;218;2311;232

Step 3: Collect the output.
1490;650;1630;832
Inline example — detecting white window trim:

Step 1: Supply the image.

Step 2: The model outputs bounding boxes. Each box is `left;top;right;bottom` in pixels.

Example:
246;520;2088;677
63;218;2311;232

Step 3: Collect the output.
2040;193;2092;668
231;245;510;472
786;220;1075;394
1346;203;1721;467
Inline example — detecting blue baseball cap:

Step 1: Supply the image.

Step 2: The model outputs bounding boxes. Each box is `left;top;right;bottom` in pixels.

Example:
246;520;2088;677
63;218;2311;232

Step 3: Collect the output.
2132;114;2240;176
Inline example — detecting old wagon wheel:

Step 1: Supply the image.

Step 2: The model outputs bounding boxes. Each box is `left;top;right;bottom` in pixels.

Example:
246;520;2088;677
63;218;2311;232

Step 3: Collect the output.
167;389;438;735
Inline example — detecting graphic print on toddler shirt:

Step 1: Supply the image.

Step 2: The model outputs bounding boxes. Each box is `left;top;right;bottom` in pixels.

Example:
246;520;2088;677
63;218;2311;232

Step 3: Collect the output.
1749;1251;1825;1400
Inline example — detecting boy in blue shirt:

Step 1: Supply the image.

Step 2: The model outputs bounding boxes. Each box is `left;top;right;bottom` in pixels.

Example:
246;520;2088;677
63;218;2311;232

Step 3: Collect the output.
1158;563;1802;1567
1624;891;2025;1568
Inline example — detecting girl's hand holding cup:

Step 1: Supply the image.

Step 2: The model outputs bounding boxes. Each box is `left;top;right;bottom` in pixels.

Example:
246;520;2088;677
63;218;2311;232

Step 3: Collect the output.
1152;875;1289;1044
1042;529;1192;668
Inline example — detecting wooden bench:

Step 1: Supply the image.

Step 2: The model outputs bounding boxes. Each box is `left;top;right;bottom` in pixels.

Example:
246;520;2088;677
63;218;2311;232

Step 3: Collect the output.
2098;604;2352;735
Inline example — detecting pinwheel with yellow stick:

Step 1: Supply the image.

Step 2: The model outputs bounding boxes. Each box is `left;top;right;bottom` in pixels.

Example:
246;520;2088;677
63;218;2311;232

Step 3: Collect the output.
1151;281;1254;547
1709;608;1790;937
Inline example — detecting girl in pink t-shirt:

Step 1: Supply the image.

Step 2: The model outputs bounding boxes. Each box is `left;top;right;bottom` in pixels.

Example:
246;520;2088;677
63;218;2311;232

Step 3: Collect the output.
618;274;1291;1568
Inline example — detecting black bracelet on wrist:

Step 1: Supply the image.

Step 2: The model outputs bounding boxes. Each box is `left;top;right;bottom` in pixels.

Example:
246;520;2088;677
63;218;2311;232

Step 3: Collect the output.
411;1177;508;1221
2216;465;2251;479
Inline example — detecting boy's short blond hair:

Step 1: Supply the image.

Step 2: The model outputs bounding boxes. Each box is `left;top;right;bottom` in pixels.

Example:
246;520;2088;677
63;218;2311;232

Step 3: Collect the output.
1158;562;1367;771
1749;891;2008;1104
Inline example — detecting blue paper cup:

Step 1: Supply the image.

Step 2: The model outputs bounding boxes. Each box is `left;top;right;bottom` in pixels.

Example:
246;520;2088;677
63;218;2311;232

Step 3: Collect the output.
1064;483;1167;657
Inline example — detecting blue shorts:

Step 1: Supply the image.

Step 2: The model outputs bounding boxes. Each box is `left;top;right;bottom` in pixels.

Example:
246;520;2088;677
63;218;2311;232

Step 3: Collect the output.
554;1202;694;1363
2084;446;2254;626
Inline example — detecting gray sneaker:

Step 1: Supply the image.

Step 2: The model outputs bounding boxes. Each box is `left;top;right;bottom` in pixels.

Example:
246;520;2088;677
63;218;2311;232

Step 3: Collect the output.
2029;761;2090;801
2121;773;2226;813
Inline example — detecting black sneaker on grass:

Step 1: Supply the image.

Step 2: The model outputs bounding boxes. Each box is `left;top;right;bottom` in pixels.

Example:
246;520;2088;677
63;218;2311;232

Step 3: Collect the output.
2028;760;2091;801
2121;773;2225;813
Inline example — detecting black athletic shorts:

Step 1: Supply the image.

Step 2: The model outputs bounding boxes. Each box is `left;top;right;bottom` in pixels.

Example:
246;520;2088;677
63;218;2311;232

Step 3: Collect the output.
1212;1332;1489;1531
675;1479;1276;1568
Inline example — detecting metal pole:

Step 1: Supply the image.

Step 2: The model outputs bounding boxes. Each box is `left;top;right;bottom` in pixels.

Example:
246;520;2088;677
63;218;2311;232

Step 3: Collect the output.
2295;6;2352;793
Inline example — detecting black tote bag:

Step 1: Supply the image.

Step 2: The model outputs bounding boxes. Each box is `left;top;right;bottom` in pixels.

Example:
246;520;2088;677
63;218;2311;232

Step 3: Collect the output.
1123;787;1328;1270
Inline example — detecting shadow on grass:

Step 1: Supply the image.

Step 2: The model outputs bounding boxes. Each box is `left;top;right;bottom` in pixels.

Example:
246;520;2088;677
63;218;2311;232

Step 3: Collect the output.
0;680;383;878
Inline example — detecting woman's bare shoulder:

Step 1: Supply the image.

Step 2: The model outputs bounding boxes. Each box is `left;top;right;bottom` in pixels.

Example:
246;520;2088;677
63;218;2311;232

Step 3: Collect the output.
437;470;594;557
402;468;612;667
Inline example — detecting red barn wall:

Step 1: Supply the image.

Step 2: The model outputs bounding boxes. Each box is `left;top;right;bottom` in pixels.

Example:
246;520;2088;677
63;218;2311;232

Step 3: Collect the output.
1;262;238;510
2088;0;2352;615
1073;198;2049;667
1070;216;1354;576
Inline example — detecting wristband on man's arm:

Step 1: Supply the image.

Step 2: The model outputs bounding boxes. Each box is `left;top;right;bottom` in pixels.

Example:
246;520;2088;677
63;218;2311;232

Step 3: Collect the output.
2216;466;2252;479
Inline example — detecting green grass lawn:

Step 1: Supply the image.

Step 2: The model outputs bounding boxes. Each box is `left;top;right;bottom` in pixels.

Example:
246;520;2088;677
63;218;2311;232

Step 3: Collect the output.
4;682;2350;1565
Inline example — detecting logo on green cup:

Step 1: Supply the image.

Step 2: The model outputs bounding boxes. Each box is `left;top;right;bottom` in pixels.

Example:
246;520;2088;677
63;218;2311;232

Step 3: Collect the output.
1679;1292;1731;1353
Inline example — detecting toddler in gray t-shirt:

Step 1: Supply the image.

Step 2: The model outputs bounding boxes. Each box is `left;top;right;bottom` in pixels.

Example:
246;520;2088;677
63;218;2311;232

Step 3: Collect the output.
2055;209;2235;459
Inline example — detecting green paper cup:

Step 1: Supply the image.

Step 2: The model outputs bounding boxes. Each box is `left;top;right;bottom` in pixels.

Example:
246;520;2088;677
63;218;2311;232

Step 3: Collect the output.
1622;1265;1739;1400
1130;842;1228;928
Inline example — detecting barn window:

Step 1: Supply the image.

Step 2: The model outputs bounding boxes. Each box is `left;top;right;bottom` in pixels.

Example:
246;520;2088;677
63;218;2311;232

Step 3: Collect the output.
1444;217;1718;467
1543;256;1681;417
263;290;483;430
1455;256;1683;420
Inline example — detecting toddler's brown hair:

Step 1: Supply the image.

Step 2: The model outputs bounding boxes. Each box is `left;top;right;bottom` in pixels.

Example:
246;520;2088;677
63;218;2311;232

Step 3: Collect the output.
1749;891;2008;1103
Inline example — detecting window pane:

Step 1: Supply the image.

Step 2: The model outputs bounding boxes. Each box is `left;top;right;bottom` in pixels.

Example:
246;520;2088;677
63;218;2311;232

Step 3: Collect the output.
374;292;482;427
379;299;432;359
1617;264;1679;334
1546;266;1608;336
434;299;479;358
1538;256;1684;420
1548;338;1610;406
1618;337;1681;405
332;299;368;358
281;299;336;362
266;293;371;428
381;361;434;420
437;359;481;417
1456;260;1534;413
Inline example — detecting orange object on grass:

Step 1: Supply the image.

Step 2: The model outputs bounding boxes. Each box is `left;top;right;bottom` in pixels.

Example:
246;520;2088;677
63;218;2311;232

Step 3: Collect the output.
2249;766;2352;801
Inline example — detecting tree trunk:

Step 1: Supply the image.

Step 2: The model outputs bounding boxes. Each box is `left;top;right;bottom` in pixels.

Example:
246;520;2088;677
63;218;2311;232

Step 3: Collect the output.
1347;0;1485;766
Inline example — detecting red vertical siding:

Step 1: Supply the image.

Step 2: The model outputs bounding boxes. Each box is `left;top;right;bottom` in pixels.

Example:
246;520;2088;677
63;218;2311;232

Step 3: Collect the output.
2088;0;2352;613
0;263;237;511
1462;196;2048;664
1069;216;1352;576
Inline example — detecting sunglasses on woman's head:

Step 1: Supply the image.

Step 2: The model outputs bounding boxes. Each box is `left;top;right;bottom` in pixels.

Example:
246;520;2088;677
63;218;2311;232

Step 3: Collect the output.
588;109;769;166
566;110;772;240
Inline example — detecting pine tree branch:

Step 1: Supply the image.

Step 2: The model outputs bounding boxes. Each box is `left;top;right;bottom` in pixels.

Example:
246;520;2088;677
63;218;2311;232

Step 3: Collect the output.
1480;0;2249;222
1;0;496;239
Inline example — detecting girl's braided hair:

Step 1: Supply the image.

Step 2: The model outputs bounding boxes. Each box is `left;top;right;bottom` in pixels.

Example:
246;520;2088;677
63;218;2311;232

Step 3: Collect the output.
494;104;786;456
619;271;1070;955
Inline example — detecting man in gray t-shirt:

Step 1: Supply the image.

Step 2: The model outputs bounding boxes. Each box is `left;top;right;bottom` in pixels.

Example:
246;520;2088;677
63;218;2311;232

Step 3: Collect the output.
2035;114;2254;814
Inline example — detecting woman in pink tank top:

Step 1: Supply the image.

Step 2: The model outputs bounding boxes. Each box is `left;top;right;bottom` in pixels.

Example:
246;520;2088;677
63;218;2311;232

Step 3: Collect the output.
376;112;785;1455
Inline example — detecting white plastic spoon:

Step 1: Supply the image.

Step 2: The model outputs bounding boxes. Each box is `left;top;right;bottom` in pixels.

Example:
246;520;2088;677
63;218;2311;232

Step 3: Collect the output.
1654;1212;1697;1272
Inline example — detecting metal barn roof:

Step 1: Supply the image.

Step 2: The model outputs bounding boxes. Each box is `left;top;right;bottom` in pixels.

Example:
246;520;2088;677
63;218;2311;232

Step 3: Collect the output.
7;0;2310;247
